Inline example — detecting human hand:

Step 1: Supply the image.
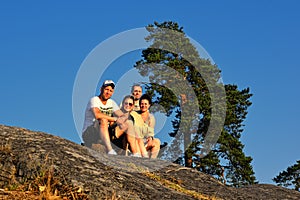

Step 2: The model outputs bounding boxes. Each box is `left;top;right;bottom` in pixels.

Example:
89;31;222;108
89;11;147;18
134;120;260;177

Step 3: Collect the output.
117;114;128;124
146;136;154;146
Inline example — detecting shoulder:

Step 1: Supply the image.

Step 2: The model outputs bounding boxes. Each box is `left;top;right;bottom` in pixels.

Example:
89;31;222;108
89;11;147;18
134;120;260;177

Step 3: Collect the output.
149;113;155;120
106;99;117;105
90;96;100;101
89;96;101;105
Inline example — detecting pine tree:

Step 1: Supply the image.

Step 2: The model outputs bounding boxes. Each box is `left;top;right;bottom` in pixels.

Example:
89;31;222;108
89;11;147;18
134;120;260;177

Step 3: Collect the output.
134;21;256;186
273;160;300;191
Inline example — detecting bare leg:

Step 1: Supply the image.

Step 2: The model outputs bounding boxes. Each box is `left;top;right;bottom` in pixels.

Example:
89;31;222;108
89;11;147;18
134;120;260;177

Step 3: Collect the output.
125;120;139;154
147;138;161;158
134;139;142;155
137;138;148;157
115;116;128;138
98;119;113;152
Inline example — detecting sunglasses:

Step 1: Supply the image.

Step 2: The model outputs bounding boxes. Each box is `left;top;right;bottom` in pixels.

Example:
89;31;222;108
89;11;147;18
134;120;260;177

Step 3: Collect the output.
124;102;133;106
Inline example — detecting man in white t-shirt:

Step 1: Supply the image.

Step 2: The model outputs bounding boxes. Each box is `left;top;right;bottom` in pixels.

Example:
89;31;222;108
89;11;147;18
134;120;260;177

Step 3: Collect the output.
82;80;124;155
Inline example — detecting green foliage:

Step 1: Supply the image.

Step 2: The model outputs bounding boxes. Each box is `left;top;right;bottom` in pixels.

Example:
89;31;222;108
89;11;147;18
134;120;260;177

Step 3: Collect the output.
218;85;256;186
273;160;300;191
134;21;256;186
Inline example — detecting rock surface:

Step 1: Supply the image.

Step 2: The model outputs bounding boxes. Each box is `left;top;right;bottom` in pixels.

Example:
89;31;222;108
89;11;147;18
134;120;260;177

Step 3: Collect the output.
0;124;299;200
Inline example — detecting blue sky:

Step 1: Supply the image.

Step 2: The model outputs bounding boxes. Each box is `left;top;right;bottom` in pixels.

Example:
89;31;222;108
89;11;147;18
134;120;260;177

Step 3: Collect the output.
1;1;299;185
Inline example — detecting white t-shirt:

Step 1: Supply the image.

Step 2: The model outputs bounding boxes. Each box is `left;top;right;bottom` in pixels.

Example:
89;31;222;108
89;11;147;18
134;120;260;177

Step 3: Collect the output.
82;96;119;133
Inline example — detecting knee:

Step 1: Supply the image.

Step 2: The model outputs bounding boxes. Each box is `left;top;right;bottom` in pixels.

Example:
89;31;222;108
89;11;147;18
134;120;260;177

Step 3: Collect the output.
153;138;161;148
99;119;108;128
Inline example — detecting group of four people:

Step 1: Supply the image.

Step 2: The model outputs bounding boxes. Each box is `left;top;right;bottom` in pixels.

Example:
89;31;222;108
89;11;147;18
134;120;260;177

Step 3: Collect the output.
82;80;160;158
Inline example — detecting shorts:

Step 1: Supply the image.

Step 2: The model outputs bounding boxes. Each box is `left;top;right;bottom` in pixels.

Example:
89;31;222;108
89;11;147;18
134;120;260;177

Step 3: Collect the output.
82;122;100;148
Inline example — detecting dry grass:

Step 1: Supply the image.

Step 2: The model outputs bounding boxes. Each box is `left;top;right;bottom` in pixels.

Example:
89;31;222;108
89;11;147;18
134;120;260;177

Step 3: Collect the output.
3;162;122;200
0;146;88;200
16;161;89;200
144;171;220;200
0;143;124;200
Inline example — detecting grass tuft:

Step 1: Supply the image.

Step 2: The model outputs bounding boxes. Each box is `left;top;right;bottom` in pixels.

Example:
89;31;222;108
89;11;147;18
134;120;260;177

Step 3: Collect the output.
144;171;220;200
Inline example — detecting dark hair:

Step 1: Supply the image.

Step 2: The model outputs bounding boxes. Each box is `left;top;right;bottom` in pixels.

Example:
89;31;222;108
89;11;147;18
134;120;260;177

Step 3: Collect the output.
139;94;152;106
122;95;134;106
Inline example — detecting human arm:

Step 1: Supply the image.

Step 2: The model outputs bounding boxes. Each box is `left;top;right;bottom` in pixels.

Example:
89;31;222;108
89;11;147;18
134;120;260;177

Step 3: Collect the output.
113;109;129;127
148;113;155;129
113;109;124;118
111;99;127;123
87;97;118;123
145;113;155;138
92;107;118;123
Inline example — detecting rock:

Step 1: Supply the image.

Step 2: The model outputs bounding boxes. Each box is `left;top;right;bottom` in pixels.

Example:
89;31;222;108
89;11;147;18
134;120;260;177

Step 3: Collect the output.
0;124;299;200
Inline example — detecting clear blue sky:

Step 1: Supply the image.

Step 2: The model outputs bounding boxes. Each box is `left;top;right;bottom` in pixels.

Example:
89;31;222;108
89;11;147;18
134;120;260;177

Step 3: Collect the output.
1;1;299;185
